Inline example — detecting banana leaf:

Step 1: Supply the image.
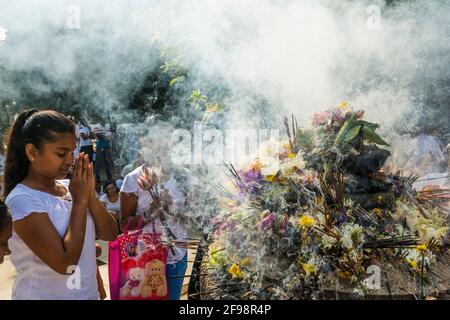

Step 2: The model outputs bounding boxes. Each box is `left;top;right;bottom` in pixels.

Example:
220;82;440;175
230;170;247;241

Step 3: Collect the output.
362;126;390;146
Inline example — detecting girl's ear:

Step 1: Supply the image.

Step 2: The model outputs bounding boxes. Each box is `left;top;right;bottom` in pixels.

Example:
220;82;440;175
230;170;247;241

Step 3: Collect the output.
25;143;39;162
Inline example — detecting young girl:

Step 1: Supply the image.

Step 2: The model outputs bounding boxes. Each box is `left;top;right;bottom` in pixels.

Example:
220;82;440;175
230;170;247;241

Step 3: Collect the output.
3;109;118;300
100;181;121;216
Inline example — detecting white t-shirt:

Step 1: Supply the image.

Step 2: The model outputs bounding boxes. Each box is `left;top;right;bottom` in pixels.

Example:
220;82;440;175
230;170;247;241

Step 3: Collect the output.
120;165;187;264
100;193;120;214
78;125;93;147
5;180;99;300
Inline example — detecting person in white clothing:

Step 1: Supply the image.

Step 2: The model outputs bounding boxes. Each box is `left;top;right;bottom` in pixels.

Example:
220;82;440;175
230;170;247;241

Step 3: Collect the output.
3;109;118;300
76;119;95;163
100;181;121;214
120;122;188;300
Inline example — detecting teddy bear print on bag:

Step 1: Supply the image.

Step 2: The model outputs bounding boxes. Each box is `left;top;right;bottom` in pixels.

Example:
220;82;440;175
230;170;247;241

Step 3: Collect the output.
139;259;167;298
119;267;145;298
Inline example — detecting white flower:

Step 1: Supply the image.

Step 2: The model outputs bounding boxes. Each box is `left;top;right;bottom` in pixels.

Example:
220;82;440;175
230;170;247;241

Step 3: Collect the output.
260;161;280;176
339;223;364;249
279;154;306;176
340;233;353;249
315;213;326;225
257;138;282;159
416;213;449;243
321;234;338;249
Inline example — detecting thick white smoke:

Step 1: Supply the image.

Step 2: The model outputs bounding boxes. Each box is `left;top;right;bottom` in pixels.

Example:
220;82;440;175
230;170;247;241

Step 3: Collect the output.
0;0;449;162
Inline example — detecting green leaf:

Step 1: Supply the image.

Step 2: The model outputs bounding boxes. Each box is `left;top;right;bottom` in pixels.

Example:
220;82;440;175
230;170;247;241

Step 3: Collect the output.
295;129;315;150
169;76;181;87
344;125;361;142
362;127;390;146
189;89;207;102
355;120;380;130
189;89;201;100
334;115;356;147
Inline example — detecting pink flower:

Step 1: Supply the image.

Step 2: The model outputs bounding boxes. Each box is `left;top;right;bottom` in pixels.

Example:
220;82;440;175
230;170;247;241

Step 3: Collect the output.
278;215;289;234
259;212;276;230
312;112;330;126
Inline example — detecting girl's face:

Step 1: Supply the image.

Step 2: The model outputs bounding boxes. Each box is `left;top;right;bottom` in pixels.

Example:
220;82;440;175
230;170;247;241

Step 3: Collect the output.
28;132;77;180
106;183;116;196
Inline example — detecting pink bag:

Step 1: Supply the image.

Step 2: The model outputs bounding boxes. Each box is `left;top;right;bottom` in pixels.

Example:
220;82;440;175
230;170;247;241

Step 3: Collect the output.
108;217;169;300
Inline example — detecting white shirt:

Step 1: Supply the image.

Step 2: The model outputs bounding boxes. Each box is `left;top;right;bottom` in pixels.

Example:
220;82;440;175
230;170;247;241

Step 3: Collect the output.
120;165;187;264
100;193;120;213
77;125;93;147
5;180;99;300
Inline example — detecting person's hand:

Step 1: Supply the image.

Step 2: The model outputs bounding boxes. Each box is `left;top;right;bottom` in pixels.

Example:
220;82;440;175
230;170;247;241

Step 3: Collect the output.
69;153;94;204
89;174;97;201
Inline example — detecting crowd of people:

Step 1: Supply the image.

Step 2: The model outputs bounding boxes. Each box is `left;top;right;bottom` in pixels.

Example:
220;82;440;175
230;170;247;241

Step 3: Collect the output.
0;108;448;300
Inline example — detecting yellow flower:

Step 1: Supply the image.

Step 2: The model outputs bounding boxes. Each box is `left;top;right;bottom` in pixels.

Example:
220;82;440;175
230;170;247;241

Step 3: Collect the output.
337;101;350;111
209;246;226;267
209;254;219;267
302;263;317;275
287;152;296;159
376;195;384;204
224;198;238;207
338;270;353;280
416;244;428;252
282;141;292;151
240;258;251;267
373;208;383;216
264;174;278;182
249;159;263;172
409;260;417;268
299;215;315;228
228;263;244;279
